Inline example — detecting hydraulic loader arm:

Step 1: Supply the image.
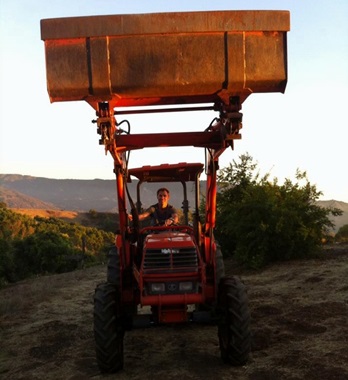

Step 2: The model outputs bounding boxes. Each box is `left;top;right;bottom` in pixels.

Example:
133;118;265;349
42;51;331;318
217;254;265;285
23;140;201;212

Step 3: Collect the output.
40;10;290;265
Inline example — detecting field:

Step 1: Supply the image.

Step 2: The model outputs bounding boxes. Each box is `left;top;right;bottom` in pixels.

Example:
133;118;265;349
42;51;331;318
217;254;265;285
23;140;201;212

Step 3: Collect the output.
12;209;83;222
1;246;347;380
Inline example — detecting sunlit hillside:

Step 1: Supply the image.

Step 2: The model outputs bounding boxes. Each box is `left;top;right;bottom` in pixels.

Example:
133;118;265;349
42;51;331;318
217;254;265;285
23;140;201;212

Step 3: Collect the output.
1;175;347;232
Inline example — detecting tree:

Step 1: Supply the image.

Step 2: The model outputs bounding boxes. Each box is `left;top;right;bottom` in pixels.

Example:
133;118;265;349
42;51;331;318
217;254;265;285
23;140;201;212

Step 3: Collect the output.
0;237;16;285
0;206;34;240
335;224;348;242
215;154;342;268
0;208;115;285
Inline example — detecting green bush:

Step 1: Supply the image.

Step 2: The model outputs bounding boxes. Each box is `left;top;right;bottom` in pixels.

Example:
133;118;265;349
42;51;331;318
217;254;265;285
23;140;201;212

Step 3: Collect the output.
0;205;34;240
215;153;342;268
13;231;79;278
0;238;16;285
0;205;114;285
335;224;348;242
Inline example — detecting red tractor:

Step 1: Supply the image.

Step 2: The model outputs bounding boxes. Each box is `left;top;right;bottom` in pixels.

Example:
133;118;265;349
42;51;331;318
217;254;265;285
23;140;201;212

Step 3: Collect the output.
41;10;289;372
96;160;247;371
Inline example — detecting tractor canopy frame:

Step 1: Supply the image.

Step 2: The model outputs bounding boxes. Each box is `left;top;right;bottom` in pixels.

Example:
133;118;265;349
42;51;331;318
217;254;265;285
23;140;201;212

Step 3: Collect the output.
128;162;204;226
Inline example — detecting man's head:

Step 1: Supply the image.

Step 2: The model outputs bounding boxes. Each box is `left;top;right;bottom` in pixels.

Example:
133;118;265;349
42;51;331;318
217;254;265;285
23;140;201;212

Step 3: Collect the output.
156;188;170;208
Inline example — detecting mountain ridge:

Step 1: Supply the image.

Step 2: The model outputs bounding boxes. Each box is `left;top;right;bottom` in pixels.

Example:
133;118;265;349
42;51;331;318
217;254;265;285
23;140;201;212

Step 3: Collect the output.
0;185;58;210
0;174;197;212
1;174;347;231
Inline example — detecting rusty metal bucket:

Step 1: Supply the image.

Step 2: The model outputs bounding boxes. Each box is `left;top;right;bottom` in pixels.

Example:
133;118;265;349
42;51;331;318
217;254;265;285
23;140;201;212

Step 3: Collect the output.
41;10;290;109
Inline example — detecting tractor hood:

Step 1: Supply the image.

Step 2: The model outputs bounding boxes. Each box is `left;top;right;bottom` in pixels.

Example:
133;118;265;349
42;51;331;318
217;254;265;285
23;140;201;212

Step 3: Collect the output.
144;232;196;250
142;231;199;274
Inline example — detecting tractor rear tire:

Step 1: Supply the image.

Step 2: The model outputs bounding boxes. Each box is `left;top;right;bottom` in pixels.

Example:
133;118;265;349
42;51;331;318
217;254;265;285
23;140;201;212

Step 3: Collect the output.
94;282;124;373
107;246;121;285
217;277;251;366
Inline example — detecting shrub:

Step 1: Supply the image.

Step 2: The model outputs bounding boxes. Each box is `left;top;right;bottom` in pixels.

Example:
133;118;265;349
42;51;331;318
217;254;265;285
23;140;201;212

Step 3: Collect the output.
0;207;114;285
0;238;16;285
215;153;342;268
335;224;348;242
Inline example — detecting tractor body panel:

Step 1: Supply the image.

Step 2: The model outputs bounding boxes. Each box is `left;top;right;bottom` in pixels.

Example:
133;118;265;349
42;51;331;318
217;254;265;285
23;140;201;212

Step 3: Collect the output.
138;230;205;323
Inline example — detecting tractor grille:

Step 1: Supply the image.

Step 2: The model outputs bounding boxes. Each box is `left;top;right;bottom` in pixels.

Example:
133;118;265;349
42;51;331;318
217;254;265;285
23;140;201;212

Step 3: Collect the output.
143;247;198;273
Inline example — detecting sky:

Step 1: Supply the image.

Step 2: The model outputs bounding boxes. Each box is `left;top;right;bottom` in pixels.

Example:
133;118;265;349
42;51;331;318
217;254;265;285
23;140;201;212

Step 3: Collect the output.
0;0;347;202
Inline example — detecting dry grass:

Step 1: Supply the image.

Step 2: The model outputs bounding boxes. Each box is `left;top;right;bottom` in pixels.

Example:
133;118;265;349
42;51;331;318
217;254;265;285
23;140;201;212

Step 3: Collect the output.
0;275;61;319
1;252;348;379
13;208;78;220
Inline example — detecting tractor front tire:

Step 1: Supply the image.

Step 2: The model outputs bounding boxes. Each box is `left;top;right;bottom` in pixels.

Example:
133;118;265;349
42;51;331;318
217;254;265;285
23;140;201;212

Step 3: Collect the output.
94;282;124;373
215;244;225;288
217;277;251;366
107;246;121;285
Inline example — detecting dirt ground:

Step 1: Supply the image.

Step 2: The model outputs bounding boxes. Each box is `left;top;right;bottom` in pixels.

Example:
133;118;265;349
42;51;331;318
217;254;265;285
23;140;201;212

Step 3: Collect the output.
1;246;347;380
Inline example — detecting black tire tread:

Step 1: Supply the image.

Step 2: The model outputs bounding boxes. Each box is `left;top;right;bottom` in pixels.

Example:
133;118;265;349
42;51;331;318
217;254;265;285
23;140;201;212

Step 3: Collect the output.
218;276;251;366
107;246;121;285
215;244;225;285
94;282;124;373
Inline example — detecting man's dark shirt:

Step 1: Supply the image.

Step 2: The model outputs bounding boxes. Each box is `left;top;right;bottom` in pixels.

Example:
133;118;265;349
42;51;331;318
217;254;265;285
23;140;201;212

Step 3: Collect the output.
147;204;177;225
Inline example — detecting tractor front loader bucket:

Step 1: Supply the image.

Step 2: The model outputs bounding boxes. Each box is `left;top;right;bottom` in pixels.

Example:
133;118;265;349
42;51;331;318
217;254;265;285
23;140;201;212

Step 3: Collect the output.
41;10;289;110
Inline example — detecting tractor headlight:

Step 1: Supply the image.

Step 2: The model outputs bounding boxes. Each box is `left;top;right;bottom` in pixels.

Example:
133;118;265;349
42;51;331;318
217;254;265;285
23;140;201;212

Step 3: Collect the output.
179;282;194;292
148;281;197;295
150;283;165;293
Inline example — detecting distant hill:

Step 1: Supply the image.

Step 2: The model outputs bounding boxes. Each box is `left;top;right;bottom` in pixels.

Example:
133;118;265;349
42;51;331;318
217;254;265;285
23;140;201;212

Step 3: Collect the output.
0;185;58;210
317;200;348;233
0;174;197;212
0;174;118;212
1;174;347;232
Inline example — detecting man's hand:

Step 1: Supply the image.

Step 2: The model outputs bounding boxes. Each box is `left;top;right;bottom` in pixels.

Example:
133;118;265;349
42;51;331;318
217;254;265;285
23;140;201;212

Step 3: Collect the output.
165;217;175;226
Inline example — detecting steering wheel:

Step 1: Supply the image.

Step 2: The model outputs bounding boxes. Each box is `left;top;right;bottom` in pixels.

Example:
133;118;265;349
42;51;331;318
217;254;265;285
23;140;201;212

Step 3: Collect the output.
154;219;177;227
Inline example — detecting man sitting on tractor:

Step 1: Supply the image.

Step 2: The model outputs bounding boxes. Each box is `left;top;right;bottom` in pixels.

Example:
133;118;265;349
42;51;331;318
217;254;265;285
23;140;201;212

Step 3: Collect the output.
129;187;179;226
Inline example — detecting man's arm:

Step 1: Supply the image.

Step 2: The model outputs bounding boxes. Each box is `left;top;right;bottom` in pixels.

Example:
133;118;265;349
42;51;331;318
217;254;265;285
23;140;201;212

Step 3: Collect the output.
128;207;152;222
138;210;151;221
166;209;179;225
